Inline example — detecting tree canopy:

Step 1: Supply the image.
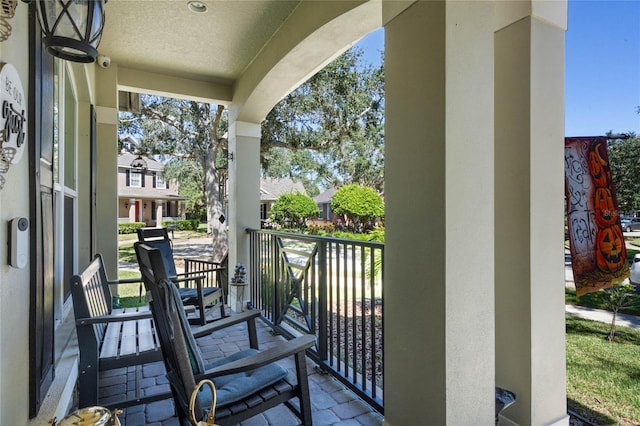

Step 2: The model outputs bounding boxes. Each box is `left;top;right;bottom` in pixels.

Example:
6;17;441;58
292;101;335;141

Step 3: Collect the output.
261;46;384;194
331;184;384;232
118;97;228;253
269;192;320;230
607;133;640;213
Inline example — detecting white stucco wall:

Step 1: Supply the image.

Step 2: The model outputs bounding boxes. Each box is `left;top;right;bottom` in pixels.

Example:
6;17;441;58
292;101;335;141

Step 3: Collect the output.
0;4;33;424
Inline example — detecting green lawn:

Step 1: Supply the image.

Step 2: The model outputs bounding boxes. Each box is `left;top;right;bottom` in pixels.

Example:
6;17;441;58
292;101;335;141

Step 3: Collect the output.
566;316;640;425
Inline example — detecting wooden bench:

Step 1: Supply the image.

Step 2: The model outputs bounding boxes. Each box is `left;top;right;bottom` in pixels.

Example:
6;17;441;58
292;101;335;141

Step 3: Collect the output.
70;254;172;409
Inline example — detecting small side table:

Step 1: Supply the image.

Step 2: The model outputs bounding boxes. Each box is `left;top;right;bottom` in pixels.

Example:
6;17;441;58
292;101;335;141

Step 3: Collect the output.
230;282;247;312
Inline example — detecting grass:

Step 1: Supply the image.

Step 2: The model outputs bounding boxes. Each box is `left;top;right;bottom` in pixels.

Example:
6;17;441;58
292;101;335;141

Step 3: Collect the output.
112;270;146;308
566;316;640;425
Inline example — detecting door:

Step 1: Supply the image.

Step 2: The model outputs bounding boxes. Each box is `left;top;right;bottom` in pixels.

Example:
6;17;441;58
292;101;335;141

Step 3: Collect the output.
28;5;55;416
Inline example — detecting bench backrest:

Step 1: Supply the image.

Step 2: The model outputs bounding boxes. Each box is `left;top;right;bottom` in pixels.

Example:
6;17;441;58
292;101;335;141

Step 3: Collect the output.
70;254;113;343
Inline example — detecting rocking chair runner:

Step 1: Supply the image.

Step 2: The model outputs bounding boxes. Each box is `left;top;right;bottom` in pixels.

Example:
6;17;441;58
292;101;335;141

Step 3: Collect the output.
137;227;226;325
135;243;315;425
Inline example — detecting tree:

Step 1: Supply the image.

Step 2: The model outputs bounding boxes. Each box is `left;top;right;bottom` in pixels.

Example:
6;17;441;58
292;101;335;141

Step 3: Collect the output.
261;47;384;193
596;282;639;341
331;184;384;232
607;133;640;214
269;192;319;230
119;96;228;255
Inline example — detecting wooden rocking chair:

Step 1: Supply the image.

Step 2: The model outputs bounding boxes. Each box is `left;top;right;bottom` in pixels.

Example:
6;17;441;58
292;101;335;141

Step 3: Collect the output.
137;227;226;325
135;242;315;425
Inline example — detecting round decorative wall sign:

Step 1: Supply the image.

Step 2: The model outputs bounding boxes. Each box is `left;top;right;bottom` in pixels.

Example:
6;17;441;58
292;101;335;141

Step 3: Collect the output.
0;62;26;166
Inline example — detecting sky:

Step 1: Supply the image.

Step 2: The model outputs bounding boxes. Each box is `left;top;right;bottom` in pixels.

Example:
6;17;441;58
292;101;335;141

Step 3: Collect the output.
356;1;640;138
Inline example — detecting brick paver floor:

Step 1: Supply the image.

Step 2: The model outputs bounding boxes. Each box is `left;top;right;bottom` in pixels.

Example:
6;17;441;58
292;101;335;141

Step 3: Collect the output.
100;314;383;426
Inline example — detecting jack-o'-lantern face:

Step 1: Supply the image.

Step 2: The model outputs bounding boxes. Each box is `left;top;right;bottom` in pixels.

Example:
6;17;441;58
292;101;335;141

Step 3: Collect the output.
596;226;625;272
594;187;619;227
589;145;609;187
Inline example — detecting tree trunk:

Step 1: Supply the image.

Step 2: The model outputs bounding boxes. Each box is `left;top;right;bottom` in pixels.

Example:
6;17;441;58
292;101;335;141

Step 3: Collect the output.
608;308;618;341
205;151;227;261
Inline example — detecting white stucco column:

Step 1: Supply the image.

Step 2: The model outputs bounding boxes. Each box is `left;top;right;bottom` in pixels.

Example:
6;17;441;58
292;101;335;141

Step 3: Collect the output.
383;1;495;424
128;198;136;223
227;120;261;311
494;2;568;425
155;200;164;226
95;65;120;277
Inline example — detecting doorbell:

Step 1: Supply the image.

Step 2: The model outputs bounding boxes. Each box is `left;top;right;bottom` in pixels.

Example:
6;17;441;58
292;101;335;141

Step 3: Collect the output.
9;217;28;269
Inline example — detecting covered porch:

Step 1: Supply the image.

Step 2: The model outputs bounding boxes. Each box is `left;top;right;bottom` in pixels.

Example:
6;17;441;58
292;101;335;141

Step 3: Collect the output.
1;1;568;425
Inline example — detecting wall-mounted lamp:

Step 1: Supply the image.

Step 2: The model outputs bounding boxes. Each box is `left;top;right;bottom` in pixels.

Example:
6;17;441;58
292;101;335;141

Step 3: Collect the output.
228;152;234;162
143;203;147;209
23;0;107;63
124;202;129;209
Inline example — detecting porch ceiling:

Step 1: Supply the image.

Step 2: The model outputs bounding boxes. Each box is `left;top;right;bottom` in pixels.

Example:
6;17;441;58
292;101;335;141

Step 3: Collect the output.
99;0;302;86
97;1;384;122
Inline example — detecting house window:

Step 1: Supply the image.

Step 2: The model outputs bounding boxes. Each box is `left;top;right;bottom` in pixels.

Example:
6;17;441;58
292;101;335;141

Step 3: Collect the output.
129;171;142;187
155;174;166;189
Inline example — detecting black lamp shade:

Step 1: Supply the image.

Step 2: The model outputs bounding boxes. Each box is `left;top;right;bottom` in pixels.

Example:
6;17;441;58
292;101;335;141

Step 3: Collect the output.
35;0;106;63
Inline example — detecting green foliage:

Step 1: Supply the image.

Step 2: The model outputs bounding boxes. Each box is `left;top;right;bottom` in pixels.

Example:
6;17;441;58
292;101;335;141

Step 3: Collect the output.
261;47;384;192
269;192;320;229
596;282;640;341
162;219;200;231
331;184;384;232
163;156;207;220
607;133;640;213
118;222;146;234
307;222;336;235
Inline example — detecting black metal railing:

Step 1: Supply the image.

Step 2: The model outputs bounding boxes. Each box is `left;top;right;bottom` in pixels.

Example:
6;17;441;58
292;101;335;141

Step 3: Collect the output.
247;229;384;413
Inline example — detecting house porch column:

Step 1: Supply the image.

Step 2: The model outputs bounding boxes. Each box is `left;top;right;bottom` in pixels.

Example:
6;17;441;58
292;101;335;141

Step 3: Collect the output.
494;2;568;425
128;198;136;223
227;120;261;311
156;200;164;226
95;65;119;277
383;1;495;423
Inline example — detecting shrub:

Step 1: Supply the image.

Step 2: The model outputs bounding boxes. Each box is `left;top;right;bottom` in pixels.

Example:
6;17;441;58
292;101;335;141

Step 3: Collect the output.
162;219;200;231
269;192;319;230
307;222;336;235
331;184;384;232
118;222;146;234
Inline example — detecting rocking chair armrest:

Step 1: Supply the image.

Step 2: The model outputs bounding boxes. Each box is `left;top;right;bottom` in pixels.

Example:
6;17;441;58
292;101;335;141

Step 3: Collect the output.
107;277;144;285
171;274;206;287
76;310;152;325
196;335;316;379
192;310;260;339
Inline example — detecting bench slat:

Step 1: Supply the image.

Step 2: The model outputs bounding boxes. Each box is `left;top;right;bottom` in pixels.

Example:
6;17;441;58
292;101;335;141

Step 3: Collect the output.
118;319;138;357
136;318;157;353
100;322;123;359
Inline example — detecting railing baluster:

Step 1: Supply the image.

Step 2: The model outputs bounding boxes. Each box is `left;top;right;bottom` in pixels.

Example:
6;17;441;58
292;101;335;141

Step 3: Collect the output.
246;229;384;413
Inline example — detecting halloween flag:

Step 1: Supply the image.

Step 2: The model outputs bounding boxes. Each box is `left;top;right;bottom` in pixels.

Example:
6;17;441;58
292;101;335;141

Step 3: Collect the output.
564;137;629;296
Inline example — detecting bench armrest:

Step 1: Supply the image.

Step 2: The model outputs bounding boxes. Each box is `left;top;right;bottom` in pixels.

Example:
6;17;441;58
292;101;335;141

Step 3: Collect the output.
76;310;152;326
195;334;316;380
107;277;143;285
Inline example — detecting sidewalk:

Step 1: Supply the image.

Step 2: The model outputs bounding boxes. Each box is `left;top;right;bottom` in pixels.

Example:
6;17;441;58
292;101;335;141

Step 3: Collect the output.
565;304;640;330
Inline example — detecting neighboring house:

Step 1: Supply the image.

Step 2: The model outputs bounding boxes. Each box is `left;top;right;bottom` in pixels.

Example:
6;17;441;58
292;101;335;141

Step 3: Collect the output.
259;177;306;224
314;187;336;222
117;152;186;226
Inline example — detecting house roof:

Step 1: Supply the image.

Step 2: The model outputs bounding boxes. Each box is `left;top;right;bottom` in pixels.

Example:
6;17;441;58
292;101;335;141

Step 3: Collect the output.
260;177;306;201
117;152;164;172
314;187;336;203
